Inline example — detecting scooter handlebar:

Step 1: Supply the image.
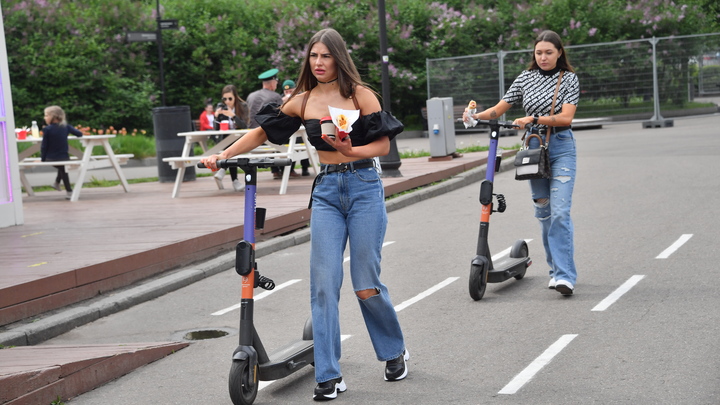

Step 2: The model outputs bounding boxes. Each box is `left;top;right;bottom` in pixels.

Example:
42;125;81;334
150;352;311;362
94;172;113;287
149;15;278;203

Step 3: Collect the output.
197;157;292;169
474;119;520;129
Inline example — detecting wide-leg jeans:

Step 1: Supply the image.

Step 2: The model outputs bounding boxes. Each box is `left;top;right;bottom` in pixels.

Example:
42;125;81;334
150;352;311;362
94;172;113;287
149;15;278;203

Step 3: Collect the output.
528;129;578;285
309;165;405;383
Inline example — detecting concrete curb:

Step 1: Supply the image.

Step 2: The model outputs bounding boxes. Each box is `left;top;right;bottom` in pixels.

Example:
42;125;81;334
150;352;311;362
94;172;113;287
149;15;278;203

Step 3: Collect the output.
0;157;515;347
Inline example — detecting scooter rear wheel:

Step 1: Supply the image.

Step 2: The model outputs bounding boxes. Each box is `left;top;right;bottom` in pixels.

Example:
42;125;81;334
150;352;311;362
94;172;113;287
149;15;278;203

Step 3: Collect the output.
469;262;488;301
510;240;529;280
229;359;258;405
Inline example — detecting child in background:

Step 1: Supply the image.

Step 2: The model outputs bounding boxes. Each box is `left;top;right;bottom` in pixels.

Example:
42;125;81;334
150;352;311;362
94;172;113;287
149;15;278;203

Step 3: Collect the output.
41;105;83;200
198;101;215;131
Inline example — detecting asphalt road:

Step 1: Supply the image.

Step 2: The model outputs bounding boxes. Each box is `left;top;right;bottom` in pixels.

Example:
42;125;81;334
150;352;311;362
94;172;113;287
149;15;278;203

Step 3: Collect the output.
45;115;720;404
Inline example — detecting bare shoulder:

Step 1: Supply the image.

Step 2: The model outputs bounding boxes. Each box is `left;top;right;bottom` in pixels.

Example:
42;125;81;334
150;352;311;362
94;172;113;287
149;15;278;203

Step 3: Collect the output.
353;85;381;114
281;91;306;117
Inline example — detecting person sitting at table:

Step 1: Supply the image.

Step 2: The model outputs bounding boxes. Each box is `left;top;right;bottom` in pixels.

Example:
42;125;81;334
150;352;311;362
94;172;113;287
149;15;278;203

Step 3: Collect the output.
41;105;83;200
213;85;249;192
198;101;215;131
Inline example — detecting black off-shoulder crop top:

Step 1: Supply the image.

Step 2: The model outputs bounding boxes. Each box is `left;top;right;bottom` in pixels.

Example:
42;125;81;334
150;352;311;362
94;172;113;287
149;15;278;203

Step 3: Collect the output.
254;102;404;152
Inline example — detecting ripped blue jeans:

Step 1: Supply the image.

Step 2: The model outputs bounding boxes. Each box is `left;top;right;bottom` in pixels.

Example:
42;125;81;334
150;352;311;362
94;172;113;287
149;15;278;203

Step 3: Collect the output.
528;129;577;285
309;164;405;383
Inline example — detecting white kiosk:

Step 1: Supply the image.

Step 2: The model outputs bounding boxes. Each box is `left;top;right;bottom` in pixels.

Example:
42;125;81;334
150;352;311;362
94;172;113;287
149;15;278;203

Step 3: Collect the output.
0;13;24;228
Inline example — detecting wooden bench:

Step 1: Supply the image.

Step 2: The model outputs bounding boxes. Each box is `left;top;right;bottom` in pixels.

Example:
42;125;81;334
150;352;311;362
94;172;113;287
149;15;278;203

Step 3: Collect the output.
18;154;135;197
18;154;134;170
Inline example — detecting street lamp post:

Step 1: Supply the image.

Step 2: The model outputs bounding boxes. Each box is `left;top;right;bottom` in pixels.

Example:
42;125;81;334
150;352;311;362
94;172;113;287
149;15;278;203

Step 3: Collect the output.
377;0;402;177
156;0;167;106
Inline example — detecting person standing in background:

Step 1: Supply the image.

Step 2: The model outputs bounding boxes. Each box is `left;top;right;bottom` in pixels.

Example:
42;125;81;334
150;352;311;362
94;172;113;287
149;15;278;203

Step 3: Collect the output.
247;68;292;179
41;105;83;200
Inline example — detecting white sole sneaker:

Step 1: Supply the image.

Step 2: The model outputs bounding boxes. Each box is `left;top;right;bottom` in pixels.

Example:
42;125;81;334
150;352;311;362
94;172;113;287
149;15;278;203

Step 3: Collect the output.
555;280;574;296
214;170;225;189
548;278;557;289
313;378;346;401
232;179;243;192
384;349;409;381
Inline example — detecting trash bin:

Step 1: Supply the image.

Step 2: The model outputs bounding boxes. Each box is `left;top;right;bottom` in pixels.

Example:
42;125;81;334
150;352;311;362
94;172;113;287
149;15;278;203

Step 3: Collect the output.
152;106;195;183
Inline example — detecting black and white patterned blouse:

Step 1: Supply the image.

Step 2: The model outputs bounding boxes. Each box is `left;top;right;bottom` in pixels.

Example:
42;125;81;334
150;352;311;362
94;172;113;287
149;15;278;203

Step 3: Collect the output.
503;67;580;127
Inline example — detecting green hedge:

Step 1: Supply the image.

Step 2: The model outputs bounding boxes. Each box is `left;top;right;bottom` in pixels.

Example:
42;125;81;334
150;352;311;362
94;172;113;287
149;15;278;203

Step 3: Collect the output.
3;0;718;136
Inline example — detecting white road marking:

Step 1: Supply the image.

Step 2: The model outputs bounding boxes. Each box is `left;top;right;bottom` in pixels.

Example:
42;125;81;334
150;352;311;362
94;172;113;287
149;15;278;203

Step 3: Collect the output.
498;334;578;395
656;234;693;259
344;241;395;263
394;277;459;312
258;335;352;391
491;239;533;262
592;275;645;312
211;279;303;316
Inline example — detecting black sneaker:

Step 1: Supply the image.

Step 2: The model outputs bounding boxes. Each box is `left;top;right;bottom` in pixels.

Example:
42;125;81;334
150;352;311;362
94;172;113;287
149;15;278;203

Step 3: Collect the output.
313;377;346;401
384;349;409;381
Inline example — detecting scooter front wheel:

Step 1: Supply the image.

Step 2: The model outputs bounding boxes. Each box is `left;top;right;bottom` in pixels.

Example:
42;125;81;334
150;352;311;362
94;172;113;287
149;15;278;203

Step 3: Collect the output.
229;359;258;405
469;261;488;301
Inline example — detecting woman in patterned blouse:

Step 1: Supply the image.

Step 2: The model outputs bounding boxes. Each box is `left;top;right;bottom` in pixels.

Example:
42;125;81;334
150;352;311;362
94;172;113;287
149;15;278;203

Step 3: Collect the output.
467;30;580;297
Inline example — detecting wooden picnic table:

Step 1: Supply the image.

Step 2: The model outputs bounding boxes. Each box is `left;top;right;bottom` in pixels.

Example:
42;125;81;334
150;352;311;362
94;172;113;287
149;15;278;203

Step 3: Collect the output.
17;135;133;202
163;128;319;197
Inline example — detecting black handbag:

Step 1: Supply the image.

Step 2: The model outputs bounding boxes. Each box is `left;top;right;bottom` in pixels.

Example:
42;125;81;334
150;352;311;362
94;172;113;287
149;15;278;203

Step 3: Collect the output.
514;134;550;180
514;71;563;181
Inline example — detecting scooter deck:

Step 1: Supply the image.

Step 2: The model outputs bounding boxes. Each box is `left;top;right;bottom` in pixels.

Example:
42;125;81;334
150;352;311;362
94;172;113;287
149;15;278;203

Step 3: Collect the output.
259;339;314;381
488;256;530;283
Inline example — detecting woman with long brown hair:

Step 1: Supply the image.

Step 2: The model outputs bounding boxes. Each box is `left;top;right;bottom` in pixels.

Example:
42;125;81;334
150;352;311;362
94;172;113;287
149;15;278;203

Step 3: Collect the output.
202;28;408;400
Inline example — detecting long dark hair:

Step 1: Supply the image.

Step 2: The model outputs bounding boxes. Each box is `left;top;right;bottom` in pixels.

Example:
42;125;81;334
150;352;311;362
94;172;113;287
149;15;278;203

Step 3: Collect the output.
221;84;249;123
527;30;575;73
286;28;378;103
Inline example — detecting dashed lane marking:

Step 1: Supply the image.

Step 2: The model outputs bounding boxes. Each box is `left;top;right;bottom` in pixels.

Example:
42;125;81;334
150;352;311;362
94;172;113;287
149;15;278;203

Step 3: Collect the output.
592;275;645;312
499;334;578;395
656;234;692;259
394;277;459;312
211;279;303;316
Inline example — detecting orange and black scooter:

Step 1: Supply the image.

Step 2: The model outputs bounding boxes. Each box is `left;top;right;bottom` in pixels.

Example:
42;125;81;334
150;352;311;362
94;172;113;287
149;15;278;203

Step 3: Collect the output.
468;120;532;300
199;157;314;405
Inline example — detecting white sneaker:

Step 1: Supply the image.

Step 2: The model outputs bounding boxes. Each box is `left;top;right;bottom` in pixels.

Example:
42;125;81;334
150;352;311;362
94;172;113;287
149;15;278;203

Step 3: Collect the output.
548;278;557;289
214;170;225;189
555;280;574;296
232;179;243;192
51;181;61;191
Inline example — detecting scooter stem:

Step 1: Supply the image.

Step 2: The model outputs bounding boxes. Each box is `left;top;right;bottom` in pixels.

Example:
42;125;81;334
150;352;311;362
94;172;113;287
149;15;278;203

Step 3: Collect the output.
485;122;501;182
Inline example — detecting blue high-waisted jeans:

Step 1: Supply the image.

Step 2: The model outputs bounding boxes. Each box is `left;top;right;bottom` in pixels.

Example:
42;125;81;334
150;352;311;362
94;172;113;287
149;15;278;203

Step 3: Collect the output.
309;161;405;383
527;129;578;285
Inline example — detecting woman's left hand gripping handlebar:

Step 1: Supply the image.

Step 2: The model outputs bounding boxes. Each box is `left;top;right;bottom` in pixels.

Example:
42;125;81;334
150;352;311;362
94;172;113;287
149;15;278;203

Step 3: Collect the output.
200;154;221;171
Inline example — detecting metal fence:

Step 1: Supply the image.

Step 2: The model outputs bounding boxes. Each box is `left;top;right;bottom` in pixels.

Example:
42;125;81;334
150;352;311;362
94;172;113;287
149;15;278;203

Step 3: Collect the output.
426;32;720;121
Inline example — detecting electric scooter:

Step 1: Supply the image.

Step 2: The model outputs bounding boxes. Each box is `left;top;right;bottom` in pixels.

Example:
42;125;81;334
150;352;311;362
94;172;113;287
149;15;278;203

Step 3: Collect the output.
468;120;532;301
199;157;314;405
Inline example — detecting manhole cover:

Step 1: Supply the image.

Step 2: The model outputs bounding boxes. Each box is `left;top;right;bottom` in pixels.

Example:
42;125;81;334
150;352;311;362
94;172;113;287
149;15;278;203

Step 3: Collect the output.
185;329;228;340
173;327;237;341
